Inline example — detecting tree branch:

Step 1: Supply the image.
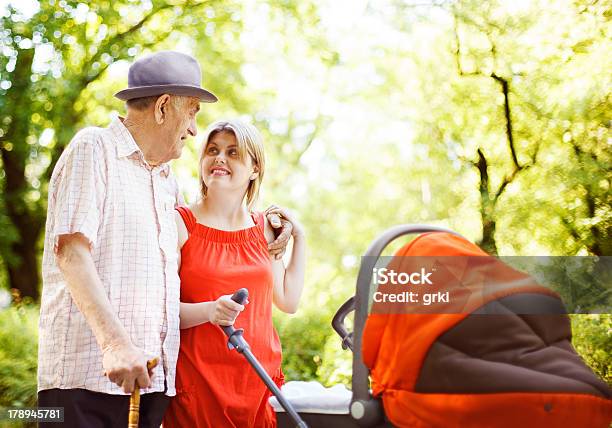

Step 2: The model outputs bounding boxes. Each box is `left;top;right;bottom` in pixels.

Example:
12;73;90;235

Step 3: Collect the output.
81;1;211;88
561;216;582;242
44;2;211;180
476;148;490;196
454;12;526;203
83;4;174;74
491;73;519;170
452;13;481;77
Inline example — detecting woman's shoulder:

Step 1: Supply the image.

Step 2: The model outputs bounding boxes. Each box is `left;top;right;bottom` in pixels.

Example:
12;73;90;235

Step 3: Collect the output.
175;204;200;238
175;203;200;218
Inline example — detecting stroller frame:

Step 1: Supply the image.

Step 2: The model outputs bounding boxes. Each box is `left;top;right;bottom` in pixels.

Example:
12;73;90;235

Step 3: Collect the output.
278;224;612;428
337;224;461;426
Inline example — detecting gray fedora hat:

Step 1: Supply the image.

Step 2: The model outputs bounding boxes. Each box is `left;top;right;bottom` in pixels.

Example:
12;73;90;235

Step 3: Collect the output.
114;51;218;102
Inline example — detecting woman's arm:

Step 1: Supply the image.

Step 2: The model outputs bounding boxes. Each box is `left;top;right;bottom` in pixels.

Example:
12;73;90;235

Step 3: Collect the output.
264;207;306;314
180;301;214;329
180;297;245;329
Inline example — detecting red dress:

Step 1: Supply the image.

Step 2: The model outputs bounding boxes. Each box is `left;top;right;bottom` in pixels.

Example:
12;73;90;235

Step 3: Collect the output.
163;207;283;428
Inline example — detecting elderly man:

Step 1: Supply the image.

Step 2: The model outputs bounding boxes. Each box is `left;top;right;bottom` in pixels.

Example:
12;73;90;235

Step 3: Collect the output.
37;51;291;427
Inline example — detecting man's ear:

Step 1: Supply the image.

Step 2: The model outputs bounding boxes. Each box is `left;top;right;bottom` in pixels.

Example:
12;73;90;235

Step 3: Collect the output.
154;94;171;124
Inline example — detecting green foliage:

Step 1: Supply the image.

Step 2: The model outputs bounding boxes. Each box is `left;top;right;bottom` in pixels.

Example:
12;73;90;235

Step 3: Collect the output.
571;314;612;385
505;256;612;313
0;304;38;428
0;0;609;397
280;306;612;389
316;334;352;388
0;198;19;269
0;0;259;298
274;307;329;381
0;306;609;420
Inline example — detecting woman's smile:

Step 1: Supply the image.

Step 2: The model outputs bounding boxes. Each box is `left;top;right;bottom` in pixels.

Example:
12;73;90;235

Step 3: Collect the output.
210;166;231;176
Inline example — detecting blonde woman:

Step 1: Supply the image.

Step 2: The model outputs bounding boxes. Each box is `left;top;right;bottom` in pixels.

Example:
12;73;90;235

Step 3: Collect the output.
163;120;306;427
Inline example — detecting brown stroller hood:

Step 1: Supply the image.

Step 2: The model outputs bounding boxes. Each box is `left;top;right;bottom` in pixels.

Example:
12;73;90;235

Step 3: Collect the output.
362;232;612;428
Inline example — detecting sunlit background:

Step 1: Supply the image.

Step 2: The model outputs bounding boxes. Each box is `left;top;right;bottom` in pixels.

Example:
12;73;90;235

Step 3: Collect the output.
0;0;610;416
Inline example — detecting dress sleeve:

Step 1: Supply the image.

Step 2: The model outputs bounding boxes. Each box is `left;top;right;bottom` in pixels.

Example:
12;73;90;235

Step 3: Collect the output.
175;206;197;234
257;211;266;234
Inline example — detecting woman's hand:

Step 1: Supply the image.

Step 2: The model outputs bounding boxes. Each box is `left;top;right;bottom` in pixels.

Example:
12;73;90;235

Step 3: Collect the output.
209;294;246;326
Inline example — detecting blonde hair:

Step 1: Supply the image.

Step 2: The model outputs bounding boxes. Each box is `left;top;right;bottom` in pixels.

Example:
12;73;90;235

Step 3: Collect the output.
199;120;265;210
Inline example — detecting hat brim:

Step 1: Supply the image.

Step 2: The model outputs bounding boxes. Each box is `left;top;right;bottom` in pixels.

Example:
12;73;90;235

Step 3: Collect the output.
114;84;218;103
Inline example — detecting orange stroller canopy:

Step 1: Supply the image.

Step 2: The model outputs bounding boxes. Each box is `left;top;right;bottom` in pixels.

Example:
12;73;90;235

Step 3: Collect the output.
362;232;612;428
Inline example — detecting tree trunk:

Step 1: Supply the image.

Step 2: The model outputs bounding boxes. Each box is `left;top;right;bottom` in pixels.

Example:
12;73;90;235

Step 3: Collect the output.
475;148;498;255
1;48;43;300
480;215;498;256
7;230;41;300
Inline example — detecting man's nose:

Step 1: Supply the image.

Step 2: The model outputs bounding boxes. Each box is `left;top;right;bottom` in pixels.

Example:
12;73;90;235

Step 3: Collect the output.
187;118;197;137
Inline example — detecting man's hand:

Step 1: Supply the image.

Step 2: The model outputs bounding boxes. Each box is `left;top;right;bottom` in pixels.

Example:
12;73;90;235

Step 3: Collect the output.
265;205;294;260
102;343;154;394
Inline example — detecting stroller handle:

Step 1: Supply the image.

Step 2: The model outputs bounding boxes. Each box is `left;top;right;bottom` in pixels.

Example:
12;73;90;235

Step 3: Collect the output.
231;288;249;305
220;288;249;338
351;225;462;403
331;297;355;351
220;288;309;428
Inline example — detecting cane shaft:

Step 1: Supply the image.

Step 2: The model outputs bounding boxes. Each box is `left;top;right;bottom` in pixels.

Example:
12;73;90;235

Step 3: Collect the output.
127;358;158;428
128;388;140;428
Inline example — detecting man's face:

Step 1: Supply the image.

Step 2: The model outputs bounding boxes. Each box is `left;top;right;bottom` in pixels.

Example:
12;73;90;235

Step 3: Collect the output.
159;96;200;161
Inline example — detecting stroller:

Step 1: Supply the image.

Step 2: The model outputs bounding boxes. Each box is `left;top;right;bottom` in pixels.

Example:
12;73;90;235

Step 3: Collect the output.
232;225;612;427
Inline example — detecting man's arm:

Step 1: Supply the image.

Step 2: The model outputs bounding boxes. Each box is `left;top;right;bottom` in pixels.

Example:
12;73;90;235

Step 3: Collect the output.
56;233;151;394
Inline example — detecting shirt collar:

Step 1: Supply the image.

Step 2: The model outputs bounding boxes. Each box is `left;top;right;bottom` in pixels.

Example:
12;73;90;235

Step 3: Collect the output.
157;163;170;178
110;117;170;177
111;117;141;159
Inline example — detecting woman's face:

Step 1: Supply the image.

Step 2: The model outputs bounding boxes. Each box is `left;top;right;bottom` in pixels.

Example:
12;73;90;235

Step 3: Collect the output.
201;131;257;196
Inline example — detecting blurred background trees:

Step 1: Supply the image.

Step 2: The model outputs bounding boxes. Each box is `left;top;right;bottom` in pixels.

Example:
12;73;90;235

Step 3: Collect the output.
0;0;256;300
0;0;609;413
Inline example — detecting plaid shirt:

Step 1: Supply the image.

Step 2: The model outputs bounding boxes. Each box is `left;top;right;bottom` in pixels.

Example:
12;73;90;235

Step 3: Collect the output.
38;117;181;396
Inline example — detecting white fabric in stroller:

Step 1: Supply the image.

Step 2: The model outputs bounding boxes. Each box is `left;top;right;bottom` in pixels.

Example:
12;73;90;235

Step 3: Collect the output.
269;381;352;415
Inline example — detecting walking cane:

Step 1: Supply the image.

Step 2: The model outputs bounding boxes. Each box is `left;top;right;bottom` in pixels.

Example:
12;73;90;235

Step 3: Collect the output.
128;357;159;428
222;288;308;428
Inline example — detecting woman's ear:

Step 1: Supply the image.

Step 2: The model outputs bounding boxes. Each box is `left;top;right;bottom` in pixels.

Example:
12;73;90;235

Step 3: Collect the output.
250;165;259;181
